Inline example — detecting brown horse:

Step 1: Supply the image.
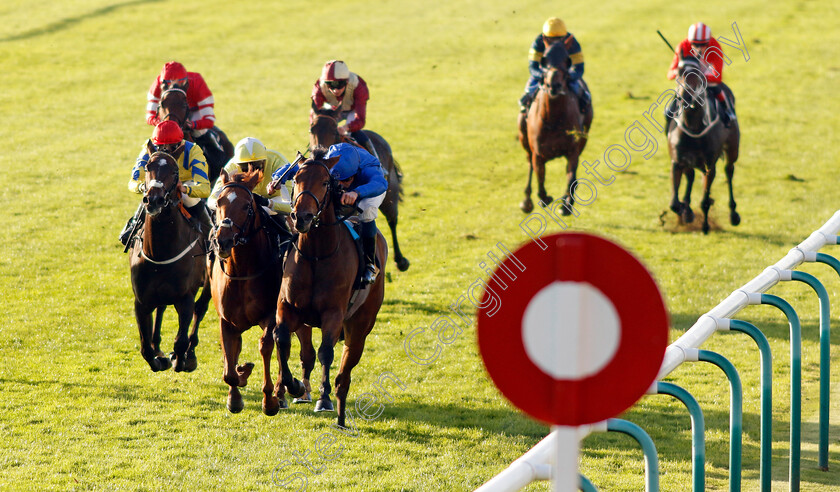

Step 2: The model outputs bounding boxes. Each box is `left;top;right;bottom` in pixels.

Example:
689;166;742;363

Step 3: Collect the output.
274;148;386;428
519;41;594;214
209;170;301;414
666;56;740;234
309;111;409;272
129;143;212;372
157;88;234;185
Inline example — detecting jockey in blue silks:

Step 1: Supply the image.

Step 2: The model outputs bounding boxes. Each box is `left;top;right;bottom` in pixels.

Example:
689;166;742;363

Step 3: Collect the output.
273;143;387;285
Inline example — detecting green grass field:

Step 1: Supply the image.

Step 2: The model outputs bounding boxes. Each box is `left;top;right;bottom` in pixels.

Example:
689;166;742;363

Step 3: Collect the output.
2;0;840;490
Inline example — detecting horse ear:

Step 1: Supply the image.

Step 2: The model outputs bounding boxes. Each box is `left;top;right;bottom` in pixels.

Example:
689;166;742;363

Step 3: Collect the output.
325;156;341;169
221;169;230;184
245;169;262;190
146;140;155;155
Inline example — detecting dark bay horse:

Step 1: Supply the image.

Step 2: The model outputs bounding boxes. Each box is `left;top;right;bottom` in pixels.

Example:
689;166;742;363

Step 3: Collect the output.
309;111;409;272
519;42;594;215
158;88;234;184
274;148;387;428
129;143;212;372
209;170;302;414
666;56;740;234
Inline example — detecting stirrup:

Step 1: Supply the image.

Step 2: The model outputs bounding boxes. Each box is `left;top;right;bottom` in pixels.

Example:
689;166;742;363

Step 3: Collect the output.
362;264;379;285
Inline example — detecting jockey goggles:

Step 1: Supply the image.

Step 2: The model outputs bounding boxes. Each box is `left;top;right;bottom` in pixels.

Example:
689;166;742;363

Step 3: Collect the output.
237;160;266;172
325;80;347;89
162;77;188;90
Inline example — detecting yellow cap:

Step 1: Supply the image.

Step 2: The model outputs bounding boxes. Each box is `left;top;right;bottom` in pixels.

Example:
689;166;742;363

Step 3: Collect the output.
543;17;567;37
232;137;267;164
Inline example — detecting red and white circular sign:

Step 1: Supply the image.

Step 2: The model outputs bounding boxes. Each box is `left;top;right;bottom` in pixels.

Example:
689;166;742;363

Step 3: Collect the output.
477;232;668;426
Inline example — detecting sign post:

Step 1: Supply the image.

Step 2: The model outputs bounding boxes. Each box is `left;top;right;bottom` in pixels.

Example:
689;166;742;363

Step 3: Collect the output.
477;232;669;490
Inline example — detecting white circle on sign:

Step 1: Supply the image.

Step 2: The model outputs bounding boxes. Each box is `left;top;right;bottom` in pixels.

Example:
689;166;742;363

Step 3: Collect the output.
522;281;621;379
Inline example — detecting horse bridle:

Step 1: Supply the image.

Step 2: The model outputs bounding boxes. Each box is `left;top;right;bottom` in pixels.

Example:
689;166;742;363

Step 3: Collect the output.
160;88;191;131
211;182;259;251
290;160;337;229
143;152;181;209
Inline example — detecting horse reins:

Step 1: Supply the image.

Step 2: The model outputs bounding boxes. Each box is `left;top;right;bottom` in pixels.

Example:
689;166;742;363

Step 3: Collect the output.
290;160;345;262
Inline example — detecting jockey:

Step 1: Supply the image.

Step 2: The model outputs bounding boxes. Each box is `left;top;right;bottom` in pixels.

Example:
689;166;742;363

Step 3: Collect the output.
208;137;295;251
145;61;228;176
310;60;380;161
272;143;387;285
666;22;736;129
519;17;590;113
119;120;212;246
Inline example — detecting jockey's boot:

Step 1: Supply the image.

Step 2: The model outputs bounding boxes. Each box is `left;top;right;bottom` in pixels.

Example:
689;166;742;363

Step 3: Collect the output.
119;202;145;246
518;92;534;113
361;221;379;285
187;202;213;251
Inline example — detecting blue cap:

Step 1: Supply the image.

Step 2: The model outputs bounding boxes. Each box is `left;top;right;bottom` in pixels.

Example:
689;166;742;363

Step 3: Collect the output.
326;143;361;181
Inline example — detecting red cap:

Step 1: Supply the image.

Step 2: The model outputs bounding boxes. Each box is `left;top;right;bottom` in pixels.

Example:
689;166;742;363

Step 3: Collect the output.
152;120;184;145
160;61;188;81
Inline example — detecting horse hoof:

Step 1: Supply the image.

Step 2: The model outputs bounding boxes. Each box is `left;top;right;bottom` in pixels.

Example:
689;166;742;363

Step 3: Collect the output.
520;198;534;214
227;396;244;414
153;356;171;372
396;257;410;272
540;195;554;206
682;208;695;223
183;355;197;373
289;379;306;398
702;223;710;235
236;362;255;387
293;392;312;404
730;211;741;226
263;396;281;416
314;398;334;413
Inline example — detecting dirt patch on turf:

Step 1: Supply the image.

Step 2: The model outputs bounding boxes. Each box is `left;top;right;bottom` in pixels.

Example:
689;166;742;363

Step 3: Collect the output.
659;210;724;233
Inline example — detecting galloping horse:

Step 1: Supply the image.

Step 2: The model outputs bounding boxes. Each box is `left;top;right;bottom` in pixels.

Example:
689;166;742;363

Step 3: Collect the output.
666;56;740;234
210;170;302;414
309;111;409;272
157;88;234;184
519;41;594;214
129;143;212;372
274;148;387;428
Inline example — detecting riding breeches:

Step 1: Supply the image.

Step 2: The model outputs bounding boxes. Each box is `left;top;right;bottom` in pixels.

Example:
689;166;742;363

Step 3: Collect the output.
359;191;386;222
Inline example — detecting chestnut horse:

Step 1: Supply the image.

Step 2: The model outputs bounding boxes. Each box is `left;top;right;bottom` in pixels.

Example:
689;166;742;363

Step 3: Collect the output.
209;170;303;414
519;41;594;214
309;111;409;272
129;143;212;372
274;148;387;428
666;56;740;234
157;88;234;185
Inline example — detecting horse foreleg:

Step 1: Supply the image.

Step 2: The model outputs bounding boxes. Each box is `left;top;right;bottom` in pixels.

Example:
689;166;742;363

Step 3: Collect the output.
521;143;535;213
380;198;409;272
152;306;165;355
669;162;683;216
136;302;169;372
184;280;211;372
294;325;316;403
170;295;195;372
725;159;740;226
534;156;552;206
701;164;717;235
220;320;246;413
260;322;281;415
314;314;343;413
681;167;696;223
562;155;580;216
272;307;305;402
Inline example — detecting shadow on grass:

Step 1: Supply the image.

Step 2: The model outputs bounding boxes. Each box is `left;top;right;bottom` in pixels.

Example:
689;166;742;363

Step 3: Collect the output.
0;0;163;43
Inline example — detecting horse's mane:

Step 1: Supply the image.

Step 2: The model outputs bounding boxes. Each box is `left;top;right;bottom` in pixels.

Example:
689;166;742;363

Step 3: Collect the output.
543;42;570;70
678;55;703;73
309;146;329;162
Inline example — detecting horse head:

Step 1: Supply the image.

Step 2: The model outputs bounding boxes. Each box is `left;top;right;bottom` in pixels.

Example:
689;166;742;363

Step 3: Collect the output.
676;56;708;111
158;89;191;135
143;141;184;217
309;109;342;150
541;42;571;97
290;147;340;234
212;170;262;258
